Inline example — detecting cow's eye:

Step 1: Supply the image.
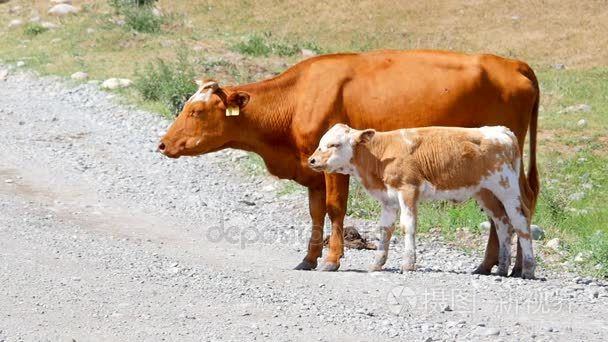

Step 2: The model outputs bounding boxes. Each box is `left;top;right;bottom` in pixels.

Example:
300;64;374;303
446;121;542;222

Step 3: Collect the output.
329;143;341;148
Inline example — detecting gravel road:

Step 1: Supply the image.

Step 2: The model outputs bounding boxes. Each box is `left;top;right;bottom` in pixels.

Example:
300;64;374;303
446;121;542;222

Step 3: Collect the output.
1;68;607;341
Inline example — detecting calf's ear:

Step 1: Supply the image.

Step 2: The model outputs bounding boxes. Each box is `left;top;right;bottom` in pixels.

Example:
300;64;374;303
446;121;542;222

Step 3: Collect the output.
227;91;250;108
355;129;376;144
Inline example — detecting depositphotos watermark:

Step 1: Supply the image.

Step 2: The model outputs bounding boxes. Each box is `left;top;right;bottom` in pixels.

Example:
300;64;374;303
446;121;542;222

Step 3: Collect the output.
203;209;329;249
386;284;575;317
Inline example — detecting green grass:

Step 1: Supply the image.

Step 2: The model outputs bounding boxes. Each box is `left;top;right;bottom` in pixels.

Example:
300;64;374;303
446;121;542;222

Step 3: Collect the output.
232;32;323;57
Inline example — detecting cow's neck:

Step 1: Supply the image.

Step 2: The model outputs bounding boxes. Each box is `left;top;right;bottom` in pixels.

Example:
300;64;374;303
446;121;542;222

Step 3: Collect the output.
224;75;304;182
352;137;390;190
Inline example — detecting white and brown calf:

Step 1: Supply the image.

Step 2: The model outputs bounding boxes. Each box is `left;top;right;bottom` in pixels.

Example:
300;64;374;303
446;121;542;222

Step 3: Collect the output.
308;124;536;279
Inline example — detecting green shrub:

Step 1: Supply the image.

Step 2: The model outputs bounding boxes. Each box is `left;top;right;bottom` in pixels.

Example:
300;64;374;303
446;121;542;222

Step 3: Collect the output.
23;23;48;36
232;32;323;57
134;48;197;115
109;0;163;33
123;7;163;33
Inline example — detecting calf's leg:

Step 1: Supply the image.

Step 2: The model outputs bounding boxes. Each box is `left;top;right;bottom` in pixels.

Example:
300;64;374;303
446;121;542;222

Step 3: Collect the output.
370;205;398;271
475;189;513;277
294;186;326;270
318;173;350;272
398;188;418;272
502;196;536;279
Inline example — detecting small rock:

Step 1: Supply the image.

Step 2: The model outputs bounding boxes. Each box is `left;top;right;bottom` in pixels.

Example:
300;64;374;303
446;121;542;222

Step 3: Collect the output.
16;61;25;67
530;225;545;240
71;71;89;81
50;0;72;4
479;221;491;231
568;192;585;201
152;7;162;17
5;179;14;184
560;104;591;114
577;119;588;128
511;15;520;20
552;63;566;70
301;48;317;58
86;27;95;34
48;4;79;16
574;251;592;263
40;21;59;29
545;238;561;251
101;78;132;90
0;69;8;81
8;19;23;29
475;327;500;336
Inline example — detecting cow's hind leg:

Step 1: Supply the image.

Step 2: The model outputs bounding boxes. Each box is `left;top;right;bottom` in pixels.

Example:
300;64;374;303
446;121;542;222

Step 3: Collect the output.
370;205;398;271
295;186;326;270
475;189;513;277
473;220;500;275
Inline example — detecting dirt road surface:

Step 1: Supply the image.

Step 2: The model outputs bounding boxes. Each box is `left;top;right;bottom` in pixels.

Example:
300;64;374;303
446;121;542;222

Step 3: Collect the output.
1;69;607;341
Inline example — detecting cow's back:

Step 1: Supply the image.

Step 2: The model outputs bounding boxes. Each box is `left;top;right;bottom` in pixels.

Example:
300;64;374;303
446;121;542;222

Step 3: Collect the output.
295;50;538;144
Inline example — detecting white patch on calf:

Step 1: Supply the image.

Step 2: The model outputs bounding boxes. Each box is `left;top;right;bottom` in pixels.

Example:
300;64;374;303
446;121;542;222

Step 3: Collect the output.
400;129;413;145
418;181;478;202
479;126;515;145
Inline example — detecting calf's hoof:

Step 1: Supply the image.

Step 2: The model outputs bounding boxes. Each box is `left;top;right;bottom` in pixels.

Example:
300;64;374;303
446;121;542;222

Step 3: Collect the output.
294;259;317;271
368;263;384;272
400;263;416;273
318;262;340;272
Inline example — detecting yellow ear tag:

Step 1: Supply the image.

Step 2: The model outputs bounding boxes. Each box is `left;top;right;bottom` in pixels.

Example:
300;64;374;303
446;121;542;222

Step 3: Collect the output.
226;106;240;117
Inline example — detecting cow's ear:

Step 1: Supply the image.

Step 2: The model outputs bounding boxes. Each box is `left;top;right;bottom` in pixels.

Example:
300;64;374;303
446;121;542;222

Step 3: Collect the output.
355;129;376;144
227;91;250;108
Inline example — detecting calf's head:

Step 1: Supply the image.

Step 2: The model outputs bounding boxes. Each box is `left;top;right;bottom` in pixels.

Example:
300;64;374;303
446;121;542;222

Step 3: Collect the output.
158;80;250;158
308;124;375;174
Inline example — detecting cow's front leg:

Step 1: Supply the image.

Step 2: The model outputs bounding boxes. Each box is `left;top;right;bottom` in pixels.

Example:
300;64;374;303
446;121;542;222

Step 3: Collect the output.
294;186;326;270
318;173;349;271
370;205;398;271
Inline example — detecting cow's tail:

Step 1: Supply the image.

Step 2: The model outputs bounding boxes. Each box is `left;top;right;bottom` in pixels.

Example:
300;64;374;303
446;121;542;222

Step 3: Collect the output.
527;74;540;212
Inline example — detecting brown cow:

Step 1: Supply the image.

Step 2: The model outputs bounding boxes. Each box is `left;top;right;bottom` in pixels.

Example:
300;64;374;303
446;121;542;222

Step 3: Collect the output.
309;124;536;278
158;50;539;275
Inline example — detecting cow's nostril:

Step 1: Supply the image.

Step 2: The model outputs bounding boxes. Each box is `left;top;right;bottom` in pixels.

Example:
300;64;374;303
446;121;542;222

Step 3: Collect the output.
158;142;166;151
309;158;316;165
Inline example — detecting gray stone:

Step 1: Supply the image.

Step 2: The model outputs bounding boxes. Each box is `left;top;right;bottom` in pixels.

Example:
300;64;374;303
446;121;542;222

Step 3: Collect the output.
479;221;491;231
8;19;22;29
568;192;585;201
101;78;133;90
560;104;591;114
531;225;545;240
0;69;8;81
475;327;500;336
301;49;317;58
71;72;89;81
40;21;59;30
577;119;588;128
48;4;79;16
545;238;561;251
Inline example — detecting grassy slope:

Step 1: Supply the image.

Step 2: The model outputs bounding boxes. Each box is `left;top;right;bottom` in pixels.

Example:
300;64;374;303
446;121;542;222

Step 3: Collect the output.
0;0;606;276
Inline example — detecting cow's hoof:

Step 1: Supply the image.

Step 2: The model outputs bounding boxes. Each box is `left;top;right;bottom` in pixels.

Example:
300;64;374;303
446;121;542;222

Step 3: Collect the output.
400;263;416;273
294;259;317;271
521;272;535;280
318;262;340;272
509;267;522;278
472;265;493;275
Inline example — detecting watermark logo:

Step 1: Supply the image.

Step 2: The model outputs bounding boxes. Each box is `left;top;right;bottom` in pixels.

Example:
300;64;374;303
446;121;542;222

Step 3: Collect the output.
386;285;417;316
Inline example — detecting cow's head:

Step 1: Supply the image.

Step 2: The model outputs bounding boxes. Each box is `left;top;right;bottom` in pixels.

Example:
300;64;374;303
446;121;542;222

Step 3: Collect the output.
158;80;250;158
308;123;375;174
